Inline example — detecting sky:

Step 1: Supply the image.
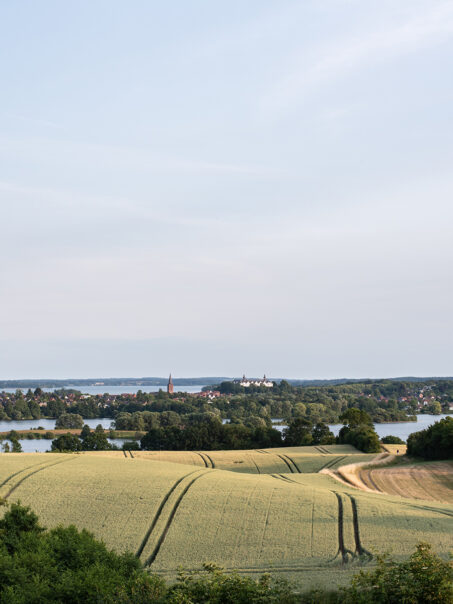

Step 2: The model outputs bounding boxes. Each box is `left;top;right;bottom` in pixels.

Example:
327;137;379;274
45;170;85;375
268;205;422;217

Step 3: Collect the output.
1;0;453;380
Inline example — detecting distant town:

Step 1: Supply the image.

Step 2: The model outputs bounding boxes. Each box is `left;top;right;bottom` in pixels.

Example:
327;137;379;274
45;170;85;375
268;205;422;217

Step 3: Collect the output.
2;374;453;390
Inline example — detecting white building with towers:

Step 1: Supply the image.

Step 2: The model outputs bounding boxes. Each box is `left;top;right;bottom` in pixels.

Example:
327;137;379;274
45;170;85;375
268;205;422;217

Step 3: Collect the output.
235;374;273;388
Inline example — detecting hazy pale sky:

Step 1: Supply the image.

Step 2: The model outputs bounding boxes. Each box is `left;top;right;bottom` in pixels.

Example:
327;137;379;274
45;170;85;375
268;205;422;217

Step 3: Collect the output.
1;0;453;379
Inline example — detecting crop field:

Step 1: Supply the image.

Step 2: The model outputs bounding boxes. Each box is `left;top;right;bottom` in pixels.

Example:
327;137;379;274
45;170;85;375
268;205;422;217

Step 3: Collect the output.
89;446;375;475
358;460;453;503
381;444;407;455
0;449;451;589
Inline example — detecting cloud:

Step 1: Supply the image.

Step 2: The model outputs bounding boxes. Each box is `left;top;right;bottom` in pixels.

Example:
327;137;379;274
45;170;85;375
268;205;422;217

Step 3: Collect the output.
261;1;453;115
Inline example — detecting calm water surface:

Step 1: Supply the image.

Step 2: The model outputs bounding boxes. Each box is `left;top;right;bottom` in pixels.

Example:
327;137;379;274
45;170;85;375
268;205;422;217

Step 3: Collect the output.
0;417;114;432
1;385;207;395
1;414;450;452
1;438;135;453
273;414;450;440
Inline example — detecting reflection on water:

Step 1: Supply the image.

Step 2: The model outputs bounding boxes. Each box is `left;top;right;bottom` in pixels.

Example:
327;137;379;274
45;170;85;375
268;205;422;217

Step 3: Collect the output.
270;414;450;441
0;414;450;450
0;438;137;453
1;385;207;395
0;418;113;432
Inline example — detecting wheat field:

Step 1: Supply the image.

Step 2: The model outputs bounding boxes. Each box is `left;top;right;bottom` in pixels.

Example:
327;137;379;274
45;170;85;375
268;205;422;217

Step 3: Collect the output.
0;448;451;589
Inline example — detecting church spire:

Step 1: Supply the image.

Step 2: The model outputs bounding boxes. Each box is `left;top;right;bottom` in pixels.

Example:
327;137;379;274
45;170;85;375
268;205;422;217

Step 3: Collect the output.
167;373;174;394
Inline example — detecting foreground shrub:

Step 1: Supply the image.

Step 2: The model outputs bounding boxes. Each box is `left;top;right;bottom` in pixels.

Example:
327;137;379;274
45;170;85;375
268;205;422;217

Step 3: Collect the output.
0;502;165;603
166;563;298;604
341;543;453;603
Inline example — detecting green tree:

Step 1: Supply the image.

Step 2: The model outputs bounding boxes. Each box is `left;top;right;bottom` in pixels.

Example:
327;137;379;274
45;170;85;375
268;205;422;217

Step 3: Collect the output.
283;418;313;446
340;408;373;427
80;424;91;439
312;422;336;445
81;429;112;451
381;435;405;444
407;417;453;460
10;439;22;453
51;433;82;452
55;413;84;429
427;400;442;415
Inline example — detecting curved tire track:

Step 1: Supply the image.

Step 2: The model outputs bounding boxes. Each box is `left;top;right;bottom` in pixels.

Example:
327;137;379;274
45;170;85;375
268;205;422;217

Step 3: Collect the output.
0;458;60;490
332;492;354;564
135;469;202;558
145;471;211;566
282;454;301;473
4;457;76;499
345;494;372;558
276;454;294;473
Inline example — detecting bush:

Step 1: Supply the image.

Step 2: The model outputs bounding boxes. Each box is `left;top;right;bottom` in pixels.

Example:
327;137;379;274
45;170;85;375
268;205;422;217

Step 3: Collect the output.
341;543;453;603
0;502;166;603
381;435;405;444
166;563;298;604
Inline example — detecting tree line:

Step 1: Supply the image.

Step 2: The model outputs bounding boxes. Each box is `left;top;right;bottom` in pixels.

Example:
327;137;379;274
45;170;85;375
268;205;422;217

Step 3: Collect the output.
139;410;381;453
2;378;452;425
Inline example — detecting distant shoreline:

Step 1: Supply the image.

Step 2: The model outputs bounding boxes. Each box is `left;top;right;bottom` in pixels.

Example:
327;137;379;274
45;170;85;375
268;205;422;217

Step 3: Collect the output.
2;375;453;389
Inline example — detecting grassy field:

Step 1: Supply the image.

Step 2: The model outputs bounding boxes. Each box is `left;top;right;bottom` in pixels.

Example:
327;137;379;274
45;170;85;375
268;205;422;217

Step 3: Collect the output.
0;448;451;590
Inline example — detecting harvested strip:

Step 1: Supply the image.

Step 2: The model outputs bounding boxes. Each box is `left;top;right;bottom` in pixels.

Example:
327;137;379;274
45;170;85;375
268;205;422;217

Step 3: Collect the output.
146;471;210;566
360;469;381;492
135;469;202;558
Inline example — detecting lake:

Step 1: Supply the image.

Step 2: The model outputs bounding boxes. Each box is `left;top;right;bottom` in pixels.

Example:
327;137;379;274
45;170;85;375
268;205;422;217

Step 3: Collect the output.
1;414;450;453
1;438;135;453
233;414;450;441
0;417;114;432
1;385;207;395
0;417;124;453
